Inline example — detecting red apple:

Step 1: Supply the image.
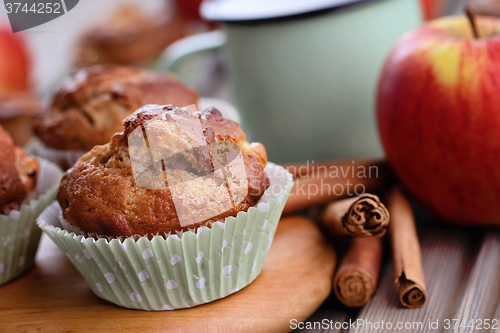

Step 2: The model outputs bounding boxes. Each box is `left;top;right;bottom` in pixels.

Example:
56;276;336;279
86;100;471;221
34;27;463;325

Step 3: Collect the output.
377;15;500;225
0;26;30;92
172;0;203;20
420;0;442;20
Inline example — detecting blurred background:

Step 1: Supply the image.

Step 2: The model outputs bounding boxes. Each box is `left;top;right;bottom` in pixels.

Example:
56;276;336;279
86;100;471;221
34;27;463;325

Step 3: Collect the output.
0;0;469;96
0;0;206;95
0;0;476;161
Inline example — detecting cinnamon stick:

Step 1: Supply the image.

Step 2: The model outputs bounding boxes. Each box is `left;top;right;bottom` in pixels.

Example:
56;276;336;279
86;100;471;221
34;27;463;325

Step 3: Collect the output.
319;194;389;238
387;187;426;308
284;160;393;214
333;236;383;307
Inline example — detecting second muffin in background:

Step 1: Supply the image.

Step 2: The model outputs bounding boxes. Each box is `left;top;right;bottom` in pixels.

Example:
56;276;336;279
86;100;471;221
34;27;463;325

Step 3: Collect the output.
30;65;198;169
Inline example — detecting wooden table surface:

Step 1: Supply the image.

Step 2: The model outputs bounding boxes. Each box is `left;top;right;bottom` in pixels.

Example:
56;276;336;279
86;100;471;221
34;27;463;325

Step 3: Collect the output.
0;216;336;333
295;219;500;333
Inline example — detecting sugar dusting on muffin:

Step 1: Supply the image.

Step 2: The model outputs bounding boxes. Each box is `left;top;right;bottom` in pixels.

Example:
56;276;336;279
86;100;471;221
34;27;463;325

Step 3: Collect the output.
58;104;269;237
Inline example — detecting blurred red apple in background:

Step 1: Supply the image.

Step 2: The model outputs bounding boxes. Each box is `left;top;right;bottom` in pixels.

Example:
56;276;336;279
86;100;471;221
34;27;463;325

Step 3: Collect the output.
172;0;203;20
420;0;443;20
0;26;30;92
377;15;500;225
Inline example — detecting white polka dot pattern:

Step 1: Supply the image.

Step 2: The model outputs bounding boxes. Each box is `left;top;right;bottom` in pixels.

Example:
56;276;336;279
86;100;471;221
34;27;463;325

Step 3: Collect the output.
130;292;142;302
170;254;181;266
195;251;204;264
244;242;252;254
262;220;268;230
258;202;270;212
82;249;92;259
74;254;83;263
138;270;149;282
167;279;178;290
142;249;154;259
33;162;294;310
196;277;207;289
222;265;232;275
104;273;115;284
114;257;122;268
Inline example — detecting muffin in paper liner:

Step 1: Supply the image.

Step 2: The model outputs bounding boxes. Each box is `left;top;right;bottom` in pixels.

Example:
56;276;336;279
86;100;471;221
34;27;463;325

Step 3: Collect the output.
37;162;293;310
0;158;63;286
25;137;86;171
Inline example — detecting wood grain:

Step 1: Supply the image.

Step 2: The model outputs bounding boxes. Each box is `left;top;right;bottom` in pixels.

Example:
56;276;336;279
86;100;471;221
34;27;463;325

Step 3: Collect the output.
352;230;474;333
0;216;336;333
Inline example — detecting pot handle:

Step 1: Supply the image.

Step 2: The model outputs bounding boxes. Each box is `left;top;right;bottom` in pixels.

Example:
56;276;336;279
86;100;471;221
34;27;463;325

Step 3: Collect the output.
156;30;227;74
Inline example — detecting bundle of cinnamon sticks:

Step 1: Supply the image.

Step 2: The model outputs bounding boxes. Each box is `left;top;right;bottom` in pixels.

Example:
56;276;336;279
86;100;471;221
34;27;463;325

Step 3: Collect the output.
283;159;427;308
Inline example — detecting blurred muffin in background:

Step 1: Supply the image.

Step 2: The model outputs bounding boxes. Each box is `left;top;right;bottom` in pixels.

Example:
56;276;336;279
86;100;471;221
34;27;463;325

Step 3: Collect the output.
0;91;42;146
0;123;62;287
31;65;198;169
0;124;38;214
74;4;188;67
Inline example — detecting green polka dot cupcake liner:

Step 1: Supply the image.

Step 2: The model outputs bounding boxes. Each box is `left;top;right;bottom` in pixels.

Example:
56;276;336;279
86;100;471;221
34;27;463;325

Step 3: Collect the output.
0;158;63;286
37;162;293;310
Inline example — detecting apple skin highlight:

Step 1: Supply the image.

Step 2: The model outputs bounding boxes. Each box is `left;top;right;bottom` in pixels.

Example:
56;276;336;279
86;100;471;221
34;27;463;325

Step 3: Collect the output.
377;16;500;225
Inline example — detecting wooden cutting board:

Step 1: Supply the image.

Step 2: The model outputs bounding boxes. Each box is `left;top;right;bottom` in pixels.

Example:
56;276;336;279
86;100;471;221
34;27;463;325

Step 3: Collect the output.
0;216;336;333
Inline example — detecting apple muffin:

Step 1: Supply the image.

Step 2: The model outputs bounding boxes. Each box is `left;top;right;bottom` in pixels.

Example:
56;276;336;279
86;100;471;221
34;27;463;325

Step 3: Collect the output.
57;104;269;237
0;125;38;214
35;65;198;152
74;5;187;67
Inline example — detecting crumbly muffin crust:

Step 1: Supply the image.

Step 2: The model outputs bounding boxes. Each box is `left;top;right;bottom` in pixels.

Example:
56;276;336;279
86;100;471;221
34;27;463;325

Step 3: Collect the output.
58;105;269;237
35;65;198;151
